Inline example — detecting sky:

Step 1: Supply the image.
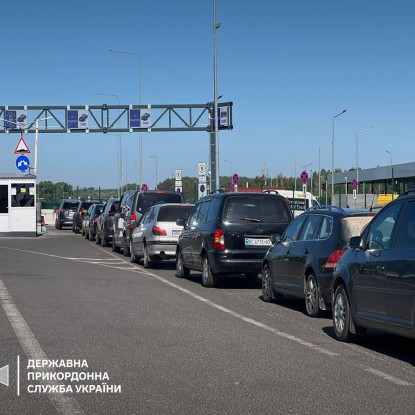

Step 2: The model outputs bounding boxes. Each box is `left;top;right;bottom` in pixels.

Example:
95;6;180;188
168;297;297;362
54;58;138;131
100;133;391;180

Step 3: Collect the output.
1;0;414;190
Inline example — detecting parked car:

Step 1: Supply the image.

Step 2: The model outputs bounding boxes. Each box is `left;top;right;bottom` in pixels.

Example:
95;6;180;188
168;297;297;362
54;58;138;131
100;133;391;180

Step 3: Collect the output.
332;194;415;341
113;190;185;257
83;203;105;241
73;199;102;233
261;206;376;317
175;192;293;287
130;203;194;267
95;198;120;247
55;199;79;230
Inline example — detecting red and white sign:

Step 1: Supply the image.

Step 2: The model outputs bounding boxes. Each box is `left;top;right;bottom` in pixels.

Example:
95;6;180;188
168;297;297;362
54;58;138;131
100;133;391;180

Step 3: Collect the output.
14;137;31;154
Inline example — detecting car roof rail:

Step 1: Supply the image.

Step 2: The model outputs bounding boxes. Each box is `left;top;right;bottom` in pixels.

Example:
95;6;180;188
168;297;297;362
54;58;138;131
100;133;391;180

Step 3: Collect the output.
306;205;346;213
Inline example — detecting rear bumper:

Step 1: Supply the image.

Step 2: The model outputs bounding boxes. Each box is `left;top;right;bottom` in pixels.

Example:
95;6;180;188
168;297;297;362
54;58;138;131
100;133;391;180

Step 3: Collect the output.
147;240;177;258
209;250;265;274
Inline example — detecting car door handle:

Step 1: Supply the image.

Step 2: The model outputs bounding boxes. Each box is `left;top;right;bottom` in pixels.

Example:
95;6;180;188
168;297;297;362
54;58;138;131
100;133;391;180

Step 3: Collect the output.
304;249;309;255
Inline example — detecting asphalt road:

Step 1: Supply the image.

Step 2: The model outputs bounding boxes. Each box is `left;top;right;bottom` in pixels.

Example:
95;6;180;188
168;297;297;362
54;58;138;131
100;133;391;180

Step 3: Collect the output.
0;228;414;415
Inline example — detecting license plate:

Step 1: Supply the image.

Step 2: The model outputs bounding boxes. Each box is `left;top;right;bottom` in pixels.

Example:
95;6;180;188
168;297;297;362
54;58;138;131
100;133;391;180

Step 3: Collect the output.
245;237;271;246
172;229;181;236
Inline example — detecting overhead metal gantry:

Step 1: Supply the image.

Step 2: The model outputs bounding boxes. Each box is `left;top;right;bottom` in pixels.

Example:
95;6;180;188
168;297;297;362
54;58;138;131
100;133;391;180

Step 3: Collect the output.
0;102;233;134
0;102;233;192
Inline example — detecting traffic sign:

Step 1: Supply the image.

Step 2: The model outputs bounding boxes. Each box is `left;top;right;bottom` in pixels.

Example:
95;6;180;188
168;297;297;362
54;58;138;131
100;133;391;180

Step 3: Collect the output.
14;137;31;154
351;179;358;189
175;169;182;181
141;183;149;191
176;187;182;193
300;170;308;184
16;155;30;171
198;162;206;176
232;173;239;185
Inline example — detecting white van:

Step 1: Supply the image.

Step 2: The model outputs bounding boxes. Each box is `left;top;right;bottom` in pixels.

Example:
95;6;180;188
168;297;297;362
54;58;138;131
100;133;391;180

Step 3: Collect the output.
262;189;319;217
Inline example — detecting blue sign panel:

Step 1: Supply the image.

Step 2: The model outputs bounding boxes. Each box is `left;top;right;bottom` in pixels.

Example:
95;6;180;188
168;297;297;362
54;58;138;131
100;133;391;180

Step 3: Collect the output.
68;110;79;129
130;110;141;128
16;155;30;171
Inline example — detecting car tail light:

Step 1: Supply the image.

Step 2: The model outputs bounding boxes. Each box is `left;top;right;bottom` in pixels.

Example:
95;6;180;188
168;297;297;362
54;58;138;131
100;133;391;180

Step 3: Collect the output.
152;226;167;236
130;213;137;230
109;211;114;216
214;229;225;250
324;250;346;270
93;217;98;224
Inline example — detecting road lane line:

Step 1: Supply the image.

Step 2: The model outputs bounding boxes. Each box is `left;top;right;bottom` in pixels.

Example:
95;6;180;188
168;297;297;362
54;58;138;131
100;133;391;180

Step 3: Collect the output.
364;368;412;386
0;279;85;415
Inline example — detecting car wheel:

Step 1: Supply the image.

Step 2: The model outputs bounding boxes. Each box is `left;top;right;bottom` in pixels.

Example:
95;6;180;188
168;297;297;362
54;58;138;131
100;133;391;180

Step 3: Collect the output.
201;255;218;288
130;240;137;263
261;264;273;302
112;237;120;253
123;236;130;257
143;244;151;268
58;223;62;230
89;230;94;241
333;284;353;342
84;229;89;239
95;232;101;245
74;225;80;234
101;236;108;247
176;250;190;278
305;273;321;317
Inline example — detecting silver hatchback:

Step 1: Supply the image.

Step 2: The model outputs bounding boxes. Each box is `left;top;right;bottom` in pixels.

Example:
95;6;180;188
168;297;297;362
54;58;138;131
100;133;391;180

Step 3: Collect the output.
130;203;194;268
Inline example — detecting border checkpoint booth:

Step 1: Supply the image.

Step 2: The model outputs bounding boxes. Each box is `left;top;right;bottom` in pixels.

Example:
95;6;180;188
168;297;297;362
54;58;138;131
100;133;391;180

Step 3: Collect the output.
0;174;38;237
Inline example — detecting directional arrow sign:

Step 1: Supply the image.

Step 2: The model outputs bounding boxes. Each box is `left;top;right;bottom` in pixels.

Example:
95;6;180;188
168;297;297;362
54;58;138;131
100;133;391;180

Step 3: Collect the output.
16;155;30;171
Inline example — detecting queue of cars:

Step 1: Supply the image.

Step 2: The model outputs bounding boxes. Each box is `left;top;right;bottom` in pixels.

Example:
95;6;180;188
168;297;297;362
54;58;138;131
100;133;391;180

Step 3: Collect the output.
55;189;415;343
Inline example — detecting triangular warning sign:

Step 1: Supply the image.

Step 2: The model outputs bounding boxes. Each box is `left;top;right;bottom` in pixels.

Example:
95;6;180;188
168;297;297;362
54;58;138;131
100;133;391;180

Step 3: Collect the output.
14;137;31;154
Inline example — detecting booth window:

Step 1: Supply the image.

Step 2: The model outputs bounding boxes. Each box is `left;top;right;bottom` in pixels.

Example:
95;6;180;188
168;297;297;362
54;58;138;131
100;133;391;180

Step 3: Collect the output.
11;183;35;207
0;185;8;213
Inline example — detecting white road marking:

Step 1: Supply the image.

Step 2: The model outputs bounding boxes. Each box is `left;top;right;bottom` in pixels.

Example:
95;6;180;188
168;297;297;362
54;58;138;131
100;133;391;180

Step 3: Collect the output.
0;279;85;415
2;244;413;386
364;368;412;386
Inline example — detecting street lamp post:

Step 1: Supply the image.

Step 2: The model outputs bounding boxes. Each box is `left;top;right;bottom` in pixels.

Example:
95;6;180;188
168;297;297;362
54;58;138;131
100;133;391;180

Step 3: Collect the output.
386;150;394;194
275;162;287;188
356;127;373;196
331;110;347;198
294;153;308;194
149;156;158;190
108;48;142;188
97;92;122;197
211;0;221;192
318;143;330;200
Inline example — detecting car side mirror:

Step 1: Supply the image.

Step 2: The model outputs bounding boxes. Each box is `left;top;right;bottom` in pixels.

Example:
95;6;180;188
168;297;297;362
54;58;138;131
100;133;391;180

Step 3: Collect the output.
349;236;362;249
176;218;186;227
271;234;281;244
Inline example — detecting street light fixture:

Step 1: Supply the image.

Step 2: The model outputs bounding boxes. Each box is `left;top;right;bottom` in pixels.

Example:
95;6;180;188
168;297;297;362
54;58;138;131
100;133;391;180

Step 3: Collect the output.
149;156;158;190
96;92;123;197
355;127;373;195
108;48;142;188
318;143;330;200
331;109;347;197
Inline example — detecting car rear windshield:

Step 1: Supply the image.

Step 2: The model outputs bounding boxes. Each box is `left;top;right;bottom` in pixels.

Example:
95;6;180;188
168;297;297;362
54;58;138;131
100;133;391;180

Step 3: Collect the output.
137;192;184;213
62;202;78;210
157;205;194;222
224;196;292;223
341;215;374;242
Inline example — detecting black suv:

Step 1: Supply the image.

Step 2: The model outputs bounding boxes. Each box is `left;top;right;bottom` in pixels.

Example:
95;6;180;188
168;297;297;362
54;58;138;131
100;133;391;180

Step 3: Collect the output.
113;190;185;256
72;199;102;233
262;206;375;317
55;199;79;230
332;194;415;342
175;192;293;287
